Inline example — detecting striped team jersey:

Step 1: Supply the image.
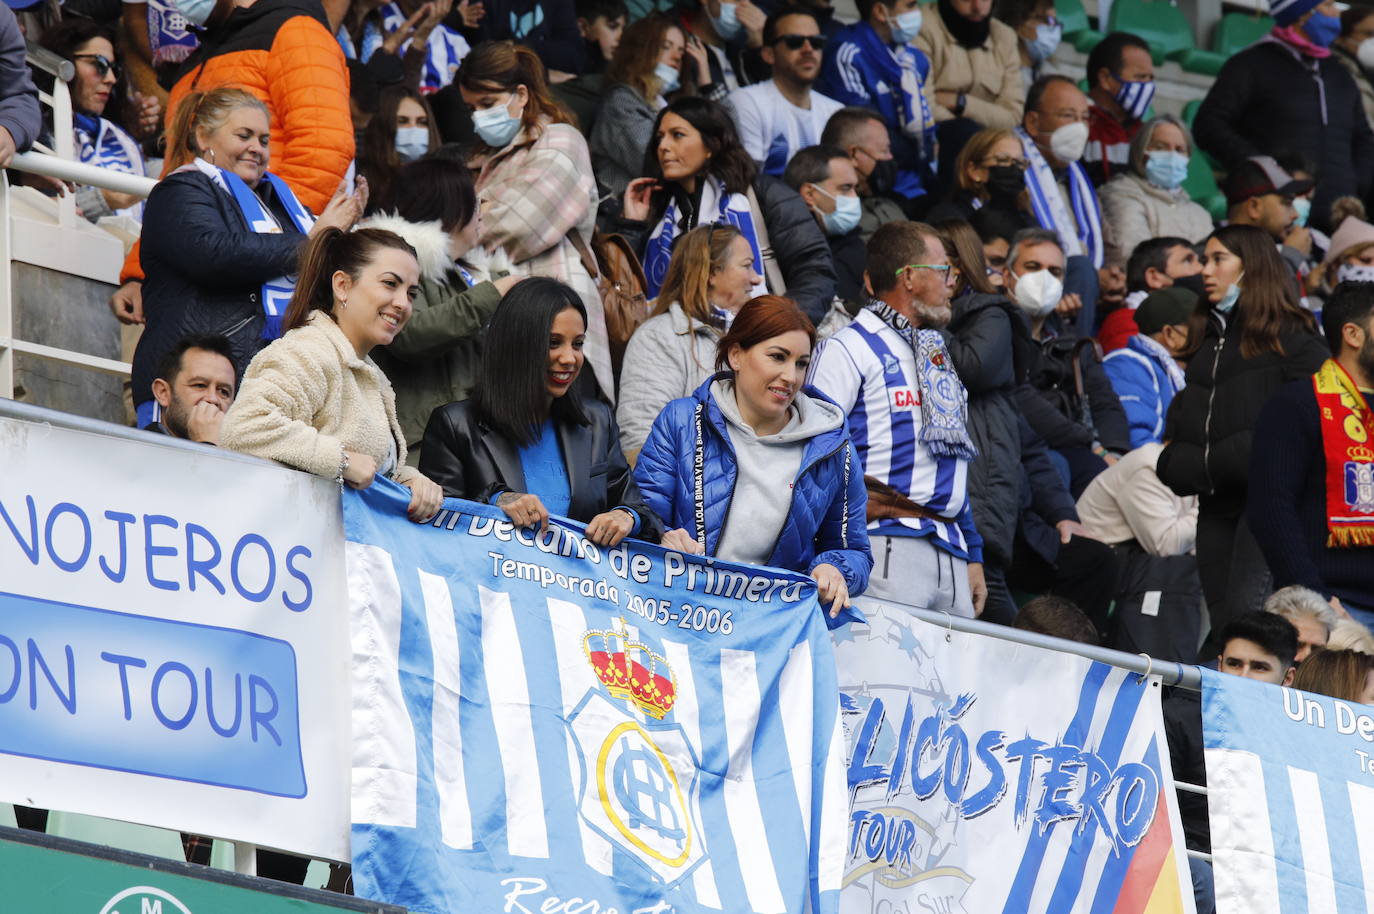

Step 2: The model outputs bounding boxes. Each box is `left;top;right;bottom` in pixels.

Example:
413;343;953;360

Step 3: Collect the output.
810;309;983;562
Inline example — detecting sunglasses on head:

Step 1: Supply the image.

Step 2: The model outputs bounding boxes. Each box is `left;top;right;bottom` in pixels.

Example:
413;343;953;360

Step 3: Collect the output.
73;54;119;78
773;34;825;51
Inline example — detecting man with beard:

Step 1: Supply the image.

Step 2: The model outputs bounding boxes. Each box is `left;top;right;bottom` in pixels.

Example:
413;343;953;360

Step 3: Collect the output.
810;221;988;617
144;335;237;445
1250;280;1374;624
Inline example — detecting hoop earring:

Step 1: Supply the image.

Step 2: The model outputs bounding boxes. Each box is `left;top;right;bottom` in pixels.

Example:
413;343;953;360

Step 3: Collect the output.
338;298;348;310
207;148;216;163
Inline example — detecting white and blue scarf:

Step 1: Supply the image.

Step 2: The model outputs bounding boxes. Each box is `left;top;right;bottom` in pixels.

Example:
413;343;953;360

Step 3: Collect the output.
191;158;315;339
354;3;471;93
642;176;768;300
865;299;976;460
1016;126;1104;269
146;0;199;67
75;112;145;219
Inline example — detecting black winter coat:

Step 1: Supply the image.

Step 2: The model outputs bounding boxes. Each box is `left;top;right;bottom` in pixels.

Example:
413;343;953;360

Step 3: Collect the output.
1193;39;1374;233
1157;310;1328;516
1018;333;1132;455
615;173;838;323
133;169;307;408
1017;410;1080;565
419;398;663;543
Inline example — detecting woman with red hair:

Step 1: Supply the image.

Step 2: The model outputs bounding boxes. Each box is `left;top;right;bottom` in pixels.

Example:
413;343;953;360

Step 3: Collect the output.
633;295;871;620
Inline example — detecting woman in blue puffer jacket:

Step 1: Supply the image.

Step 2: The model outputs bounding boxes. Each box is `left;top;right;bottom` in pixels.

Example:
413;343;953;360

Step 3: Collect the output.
634;295;872;619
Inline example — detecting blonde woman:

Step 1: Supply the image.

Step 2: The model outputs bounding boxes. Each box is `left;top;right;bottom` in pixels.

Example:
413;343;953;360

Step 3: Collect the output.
615;223;762;462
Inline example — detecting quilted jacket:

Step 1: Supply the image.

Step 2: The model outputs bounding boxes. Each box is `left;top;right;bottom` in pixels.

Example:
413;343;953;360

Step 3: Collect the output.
634;373;872;596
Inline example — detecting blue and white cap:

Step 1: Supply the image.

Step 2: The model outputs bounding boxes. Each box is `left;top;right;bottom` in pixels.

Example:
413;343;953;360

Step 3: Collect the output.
1269;0;1323;28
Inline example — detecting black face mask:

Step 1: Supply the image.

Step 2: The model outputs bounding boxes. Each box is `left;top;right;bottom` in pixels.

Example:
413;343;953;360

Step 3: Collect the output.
1171;271;1207;300
938;0;992;47
867;158;897;196
985;165;1025;199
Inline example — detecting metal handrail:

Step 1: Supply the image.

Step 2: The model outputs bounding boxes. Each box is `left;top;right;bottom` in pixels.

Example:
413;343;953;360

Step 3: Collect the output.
10;150;156;197
25;40;73;82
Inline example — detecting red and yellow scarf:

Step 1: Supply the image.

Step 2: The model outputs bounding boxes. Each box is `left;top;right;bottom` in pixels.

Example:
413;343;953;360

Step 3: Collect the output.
1314;359;1374;546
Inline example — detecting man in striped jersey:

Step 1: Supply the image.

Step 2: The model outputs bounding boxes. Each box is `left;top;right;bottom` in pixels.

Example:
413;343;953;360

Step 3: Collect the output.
810;221;988;617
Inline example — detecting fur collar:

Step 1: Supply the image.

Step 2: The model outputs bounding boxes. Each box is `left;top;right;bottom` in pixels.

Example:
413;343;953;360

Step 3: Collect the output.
359;213;454;284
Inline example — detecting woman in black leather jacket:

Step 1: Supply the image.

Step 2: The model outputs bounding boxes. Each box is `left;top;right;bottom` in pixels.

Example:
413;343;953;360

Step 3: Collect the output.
420;278;662;546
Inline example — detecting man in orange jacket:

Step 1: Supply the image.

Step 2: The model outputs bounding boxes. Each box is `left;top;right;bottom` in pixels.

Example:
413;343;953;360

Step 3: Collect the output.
110;0;353;324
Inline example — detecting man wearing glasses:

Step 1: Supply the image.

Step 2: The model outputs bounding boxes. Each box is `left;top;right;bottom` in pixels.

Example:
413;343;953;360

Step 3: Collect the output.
810;221;989;618
727;9;842;176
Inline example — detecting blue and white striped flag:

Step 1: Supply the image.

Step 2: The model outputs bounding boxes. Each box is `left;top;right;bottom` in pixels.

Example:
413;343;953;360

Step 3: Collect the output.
1204;668;1374;913
342;479;847;914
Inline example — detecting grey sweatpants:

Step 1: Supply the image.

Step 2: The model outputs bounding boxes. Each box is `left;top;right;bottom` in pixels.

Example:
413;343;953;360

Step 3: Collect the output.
861;534;975;618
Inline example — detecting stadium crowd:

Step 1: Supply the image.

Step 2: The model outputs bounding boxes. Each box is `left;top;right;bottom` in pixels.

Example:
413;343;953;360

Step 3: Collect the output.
2;0;1374;906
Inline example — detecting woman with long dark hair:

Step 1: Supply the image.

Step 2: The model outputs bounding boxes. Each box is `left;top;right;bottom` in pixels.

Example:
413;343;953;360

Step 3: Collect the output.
618;95;836;322
633;295;870;618
357;86;442;214
420;278;661;545
221;227;444;522
1158;224;1329;654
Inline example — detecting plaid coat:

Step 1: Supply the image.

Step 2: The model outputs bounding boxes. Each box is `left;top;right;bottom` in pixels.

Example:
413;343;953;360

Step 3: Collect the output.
475;118;613;399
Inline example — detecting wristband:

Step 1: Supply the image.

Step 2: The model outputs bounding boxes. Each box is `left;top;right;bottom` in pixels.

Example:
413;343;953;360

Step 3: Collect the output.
335;450;349;485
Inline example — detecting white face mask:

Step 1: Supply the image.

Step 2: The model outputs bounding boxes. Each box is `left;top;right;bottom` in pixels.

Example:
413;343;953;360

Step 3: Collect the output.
1048;120;1088;163
1358;36;1374;72
1010;268;1063;317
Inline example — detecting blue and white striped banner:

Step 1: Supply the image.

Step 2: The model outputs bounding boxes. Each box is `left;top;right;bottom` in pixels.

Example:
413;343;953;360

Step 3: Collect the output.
1203;668;1374;912
342;479;846;914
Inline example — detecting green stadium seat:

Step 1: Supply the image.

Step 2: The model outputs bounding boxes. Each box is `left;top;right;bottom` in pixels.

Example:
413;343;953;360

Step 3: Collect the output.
1183;147;1228;222
46;811;186;861
1107;0;1228;75
1213;11;1273;56
1055;0;1106;53
1181;98;1202;127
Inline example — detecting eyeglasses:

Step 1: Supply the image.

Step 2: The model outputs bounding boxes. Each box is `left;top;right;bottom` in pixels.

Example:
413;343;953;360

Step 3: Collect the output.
774;34;826;51
981;155;1028;170
72;54;119;79
897;264;959;285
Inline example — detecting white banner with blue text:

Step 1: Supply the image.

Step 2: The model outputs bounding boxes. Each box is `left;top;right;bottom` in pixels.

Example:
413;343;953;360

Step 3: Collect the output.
834;601;1196;914
0;415;351;860
1204;668;1374;913
342;479;848;914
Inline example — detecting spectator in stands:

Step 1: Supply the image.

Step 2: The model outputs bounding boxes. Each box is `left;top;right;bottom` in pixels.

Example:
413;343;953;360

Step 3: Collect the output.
818;0;938;207
589;16;697;207
619;96;836;322
820;106;906;240
634;295;871;616
925;126;1035;228
361;158;524;463
1013;594;1099;643
361;0;470;94
994;0;1059;89
1103;286;1196;448
1159;224;1329;654
1193;0;1374;235
145;334;237;445
1250;281;1374;627
969;204;1023;286
1329;617;1374;653
728;9;841;177
916;0;1025;169
456;0;585;80
132;88;364;427
1100;235;1205;352
1333;6;1374;133
1264;585;1336;663
221;227;444;521
810;221;988;617
1223;155;1309;248
616;224;760;461
40;19;154;223
677;0;770;99
1077;437;1198;557
1017;75;1106;334
1006;228;1130;496
576;0;626;75
122;0;198;105
421;278;662;543
1082;32;1153;187
1311;212;1374;295
0;4;39;170
459;41;614;398
784;144;866;309
1099;116;1215;268
1292;648;1374;702
357;87;441;215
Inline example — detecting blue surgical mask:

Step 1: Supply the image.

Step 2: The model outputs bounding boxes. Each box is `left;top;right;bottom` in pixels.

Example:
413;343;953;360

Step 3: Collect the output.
1144;150;1189;190
809;183;862;236
1215;272;1243;314
712;2;742;40
1304;10;1341;49
891;7;923;44
1293;196;1312;228
1027;19;1061;64
1114;76;1155;122
472;97;522;148
654;61;681;93
394;126;429;162
175;0;217;27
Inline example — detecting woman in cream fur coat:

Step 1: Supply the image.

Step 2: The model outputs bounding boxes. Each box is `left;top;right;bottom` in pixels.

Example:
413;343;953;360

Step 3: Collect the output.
220;226;445;522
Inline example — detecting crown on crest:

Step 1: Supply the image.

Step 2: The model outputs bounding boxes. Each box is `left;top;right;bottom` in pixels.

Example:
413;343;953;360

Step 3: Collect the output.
1348;444;1374;463
583;618;677;719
